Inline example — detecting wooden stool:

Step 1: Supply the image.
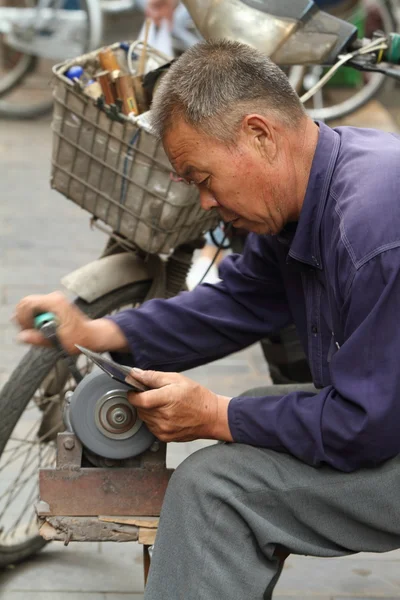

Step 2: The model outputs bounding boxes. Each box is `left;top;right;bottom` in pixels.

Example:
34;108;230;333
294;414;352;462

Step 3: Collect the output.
99;516;159;585
39;514;159;586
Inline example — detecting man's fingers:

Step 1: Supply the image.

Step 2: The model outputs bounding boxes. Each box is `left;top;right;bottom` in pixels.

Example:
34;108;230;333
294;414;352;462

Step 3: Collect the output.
15;291;68;329
127;388;168;410
145;9;162;25
128;368;180;389
16;329;51;347
15;295;43;329
145;2;175;25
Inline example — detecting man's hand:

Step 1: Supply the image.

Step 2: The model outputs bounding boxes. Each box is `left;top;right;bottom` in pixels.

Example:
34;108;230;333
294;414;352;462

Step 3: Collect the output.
14;291;128;354
145;0;178;26
126;369;233;443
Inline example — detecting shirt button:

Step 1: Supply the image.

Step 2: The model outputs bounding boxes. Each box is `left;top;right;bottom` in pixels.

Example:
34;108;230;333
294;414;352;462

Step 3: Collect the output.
312;256;320;267
311;325;318;334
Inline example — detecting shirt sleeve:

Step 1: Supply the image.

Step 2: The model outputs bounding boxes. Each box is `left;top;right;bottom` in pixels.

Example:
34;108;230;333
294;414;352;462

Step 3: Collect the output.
229;248;400;472
108;233;292;371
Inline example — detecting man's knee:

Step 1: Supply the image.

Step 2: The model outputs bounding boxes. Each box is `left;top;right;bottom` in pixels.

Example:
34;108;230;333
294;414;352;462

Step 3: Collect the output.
165;442;271;509
165;442;240;507
168;443;219;493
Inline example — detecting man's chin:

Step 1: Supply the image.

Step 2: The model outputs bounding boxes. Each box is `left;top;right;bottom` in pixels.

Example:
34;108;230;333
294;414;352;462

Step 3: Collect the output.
231;219;251;233
231;218;242;228
227;217;278;235
230;218;253;231
240;222;279;235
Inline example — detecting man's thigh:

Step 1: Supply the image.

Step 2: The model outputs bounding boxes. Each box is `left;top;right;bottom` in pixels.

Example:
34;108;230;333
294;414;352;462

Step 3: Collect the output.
174;441;400;557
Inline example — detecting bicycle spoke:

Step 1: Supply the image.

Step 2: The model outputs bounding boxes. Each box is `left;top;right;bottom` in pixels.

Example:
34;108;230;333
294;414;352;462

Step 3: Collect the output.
0;445;55;542
0;38;5;74
0;405;60;474
0;454;55;539
5;444;56;540
0;443;54;508
0;357;90;475
0;432;59;492
5;479;39;540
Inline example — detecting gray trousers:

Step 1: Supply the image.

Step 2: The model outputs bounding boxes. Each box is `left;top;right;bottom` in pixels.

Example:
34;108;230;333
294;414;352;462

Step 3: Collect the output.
144;385;400;599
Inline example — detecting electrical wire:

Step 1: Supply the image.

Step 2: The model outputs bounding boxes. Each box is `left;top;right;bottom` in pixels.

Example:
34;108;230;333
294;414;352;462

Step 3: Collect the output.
300;37;388;104
210;223;232;250
196;223;233;287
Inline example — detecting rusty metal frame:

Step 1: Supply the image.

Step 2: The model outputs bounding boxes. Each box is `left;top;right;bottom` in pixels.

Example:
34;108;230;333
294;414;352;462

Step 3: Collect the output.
37;433;173;518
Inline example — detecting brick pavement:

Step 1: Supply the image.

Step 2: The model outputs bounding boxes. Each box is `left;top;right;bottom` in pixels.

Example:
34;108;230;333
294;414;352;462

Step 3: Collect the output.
2;109;400;599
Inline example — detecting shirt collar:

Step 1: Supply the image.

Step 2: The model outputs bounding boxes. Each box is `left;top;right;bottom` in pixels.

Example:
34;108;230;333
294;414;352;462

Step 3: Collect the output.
287;121;340;269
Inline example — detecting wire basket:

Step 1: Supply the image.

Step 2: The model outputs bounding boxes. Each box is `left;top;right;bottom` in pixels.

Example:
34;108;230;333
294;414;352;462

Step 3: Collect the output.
51;42;218;255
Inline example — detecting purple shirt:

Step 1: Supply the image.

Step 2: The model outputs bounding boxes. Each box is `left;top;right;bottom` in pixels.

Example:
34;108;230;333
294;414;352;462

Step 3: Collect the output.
109;121;400;472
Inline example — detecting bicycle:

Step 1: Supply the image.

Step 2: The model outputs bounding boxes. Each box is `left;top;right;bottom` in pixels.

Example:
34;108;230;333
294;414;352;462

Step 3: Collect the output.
0;0;103;118
0;0;197;119
1;0;400;568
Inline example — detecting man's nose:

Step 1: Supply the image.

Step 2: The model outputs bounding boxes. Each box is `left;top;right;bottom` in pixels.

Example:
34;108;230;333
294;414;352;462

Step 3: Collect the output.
199;189;219;211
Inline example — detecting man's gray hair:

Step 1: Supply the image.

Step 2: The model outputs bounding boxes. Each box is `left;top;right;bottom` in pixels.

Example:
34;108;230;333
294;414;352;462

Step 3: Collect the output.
150;39;306;142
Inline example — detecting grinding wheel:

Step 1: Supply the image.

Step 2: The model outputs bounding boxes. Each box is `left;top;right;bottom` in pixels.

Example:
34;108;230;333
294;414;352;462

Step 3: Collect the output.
68;369;155;460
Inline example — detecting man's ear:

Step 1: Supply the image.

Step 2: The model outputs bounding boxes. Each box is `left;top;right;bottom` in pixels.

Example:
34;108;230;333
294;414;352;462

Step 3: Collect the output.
241;114;277;162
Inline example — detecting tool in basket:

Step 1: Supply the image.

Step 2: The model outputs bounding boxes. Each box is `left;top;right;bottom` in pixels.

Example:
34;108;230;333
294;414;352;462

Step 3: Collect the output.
132;18;152;114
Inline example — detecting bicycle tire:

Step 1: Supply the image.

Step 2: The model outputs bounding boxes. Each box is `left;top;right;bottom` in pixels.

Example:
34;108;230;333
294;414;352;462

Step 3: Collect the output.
0;0;38;98
0;97;54;119
298;0;397;122
0;0;103;119
0;279;150;566
0;53;36;98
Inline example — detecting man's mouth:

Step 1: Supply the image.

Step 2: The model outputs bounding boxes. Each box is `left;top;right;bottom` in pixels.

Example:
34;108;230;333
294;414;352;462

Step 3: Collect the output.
221;215;240;225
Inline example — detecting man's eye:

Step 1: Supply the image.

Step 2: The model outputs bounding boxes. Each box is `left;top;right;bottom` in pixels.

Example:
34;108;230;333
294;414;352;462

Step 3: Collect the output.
170;172;194;186
186;178;203;187
199;177;210;188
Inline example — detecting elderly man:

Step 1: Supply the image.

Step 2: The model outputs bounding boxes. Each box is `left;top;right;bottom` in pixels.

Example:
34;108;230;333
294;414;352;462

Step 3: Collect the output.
16;40;400;598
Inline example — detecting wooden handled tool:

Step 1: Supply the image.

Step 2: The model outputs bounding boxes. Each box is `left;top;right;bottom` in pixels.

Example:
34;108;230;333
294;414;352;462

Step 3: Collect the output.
115;74;139;116
132;18;152;113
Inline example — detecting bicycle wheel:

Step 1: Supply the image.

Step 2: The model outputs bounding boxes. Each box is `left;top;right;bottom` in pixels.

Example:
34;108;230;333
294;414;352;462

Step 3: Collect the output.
0;0;36;98
0;0;102;119
289;0;397;122
0;280;150;566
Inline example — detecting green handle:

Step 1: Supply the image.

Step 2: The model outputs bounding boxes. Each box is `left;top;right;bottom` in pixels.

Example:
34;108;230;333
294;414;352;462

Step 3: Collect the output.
33;312;59;331
386;33;400;64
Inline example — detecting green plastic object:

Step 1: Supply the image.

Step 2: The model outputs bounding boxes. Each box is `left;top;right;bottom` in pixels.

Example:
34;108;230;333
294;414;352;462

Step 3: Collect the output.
33;312;58;330
387;33;400;64
326;4;365;88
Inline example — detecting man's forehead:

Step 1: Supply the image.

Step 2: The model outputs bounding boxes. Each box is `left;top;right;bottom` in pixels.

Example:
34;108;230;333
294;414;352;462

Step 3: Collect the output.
168;153;202;179
164;126;199;155
163;119;228;177
164;135;207;177
163;117;214;152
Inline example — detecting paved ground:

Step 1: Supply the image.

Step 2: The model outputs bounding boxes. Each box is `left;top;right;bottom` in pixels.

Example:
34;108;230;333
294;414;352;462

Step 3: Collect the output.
2;100;400;599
